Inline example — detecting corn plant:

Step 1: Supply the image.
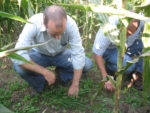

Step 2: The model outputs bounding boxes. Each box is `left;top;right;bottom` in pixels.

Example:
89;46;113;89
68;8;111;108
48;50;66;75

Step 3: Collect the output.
136;1;150;105
0;0;150;112
58;1;150;113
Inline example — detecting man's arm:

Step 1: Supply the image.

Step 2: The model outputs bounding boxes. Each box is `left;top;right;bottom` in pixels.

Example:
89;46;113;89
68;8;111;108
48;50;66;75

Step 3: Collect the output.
20;60;56;85
93;54;107;78
93;53;114;91
67;16;85;96
68;69;82;97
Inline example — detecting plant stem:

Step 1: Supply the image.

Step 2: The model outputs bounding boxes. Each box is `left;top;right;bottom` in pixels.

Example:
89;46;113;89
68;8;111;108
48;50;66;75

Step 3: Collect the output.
113;27;126;113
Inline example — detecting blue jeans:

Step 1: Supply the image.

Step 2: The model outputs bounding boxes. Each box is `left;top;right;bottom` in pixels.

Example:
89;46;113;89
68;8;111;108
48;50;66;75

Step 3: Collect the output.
103;48;143;75
14;49;93;92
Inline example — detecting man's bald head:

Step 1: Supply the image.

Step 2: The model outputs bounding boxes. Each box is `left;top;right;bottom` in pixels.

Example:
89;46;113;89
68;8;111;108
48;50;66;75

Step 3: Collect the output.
43;5;67;28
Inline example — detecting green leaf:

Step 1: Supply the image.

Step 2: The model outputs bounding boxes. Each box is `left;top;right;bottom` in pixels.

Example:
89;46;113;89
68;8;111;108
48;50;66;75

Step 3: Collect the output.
141;50;150;57
8;53;32;64
18;0;21;8
28;0;34;17
0;104;14;113
118;58;139;74
90;79;106;105
59;3;150;23
0;11;31;23
143;22;150;48
118;49;150;75
107;75;116;88
135;1;150;8
0;39;52;58
143;57;150;104
0;49;32;64
0;42;16;50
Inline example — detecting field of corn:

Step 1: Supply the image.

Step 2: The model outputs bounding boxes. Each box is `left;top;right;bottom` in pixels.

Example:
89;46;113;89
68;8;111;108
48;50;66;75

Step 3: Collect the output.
0;0;150;113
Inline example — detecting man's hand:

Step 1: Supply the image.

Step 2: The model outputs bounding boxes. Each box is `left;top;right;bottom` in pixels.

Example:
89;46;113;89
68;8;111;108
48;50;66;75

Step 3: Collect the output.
20;60;56;85
104;80;115;92
43;70;56;85
68;85;79;97
67;69;82;97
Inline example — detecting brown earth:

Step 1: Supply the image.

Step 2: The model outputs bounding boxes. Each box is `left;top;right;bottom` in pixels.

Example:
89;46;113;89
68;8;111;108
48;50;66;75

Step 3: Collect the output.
0;57;150;113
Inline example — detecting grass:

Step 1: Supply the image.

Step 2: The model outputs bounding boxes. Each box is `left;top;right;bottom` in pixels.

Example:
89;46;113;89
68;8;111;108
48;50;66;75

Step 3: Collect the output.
0;57;150;113
0;70;107;113
1;68;150;113
0;41;150;113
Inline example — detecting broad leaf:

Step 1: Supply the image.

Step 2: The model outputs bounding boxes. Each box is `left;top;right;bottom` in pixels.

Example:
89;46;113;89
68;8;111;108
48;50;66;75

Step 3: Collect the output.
28;0;34;17
0;49;32;64
8;53;32;64
59;3;150;23
143;57;150;104
1;42;16;50
0;104;14;113
18;0;21;8
0;11;31;23
0;39;52;58
118;49;150;74
118;58;139;74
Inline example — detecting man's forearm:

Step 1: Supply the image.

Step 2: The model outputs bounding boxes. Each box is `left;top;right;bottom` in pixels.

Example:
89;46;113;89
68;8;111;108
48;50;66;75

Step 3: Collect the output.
72;69;83;86
20;60;56;85
93;53;107;78
20;60;49;76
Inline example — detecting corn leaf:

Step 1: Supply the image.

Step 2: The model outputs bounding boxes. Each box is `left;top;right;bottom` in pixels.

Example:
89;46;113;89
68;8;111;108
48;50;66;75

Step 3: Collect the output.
143;57;150;104
0;49;32;64
8;53;32;64
1;42;16;50
18;0;21;8
59;3;150;23
118;49;150;75
0;39;52;58
0;104;14;113
28;0;34;17
0;11;31;23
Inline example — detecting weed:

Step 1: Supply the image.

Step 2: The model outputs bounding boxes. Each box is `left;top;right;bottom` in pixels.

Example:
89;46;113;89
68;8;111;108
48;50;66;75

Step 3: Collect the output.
0;88;12;107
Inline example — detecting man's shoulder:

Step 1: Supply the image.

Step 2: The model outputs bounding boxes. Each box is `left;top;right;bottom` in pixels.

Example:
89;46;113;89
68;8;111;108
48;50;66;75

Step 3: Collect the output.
66;15;78;33
96;28;105;38
28;13;43;23
66;15;76;25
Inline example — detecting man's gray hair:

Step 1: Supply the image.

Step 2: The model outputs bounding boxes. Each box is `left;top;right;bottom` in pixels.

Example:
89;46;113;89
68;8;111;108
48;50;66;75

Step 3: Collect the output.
44;5;67;28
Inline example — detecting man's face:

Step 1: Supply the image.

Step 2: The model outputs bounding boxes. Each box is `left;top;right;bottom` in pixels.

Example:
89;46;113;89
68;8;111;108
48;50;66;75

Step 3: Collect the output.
46;19;66;40
127;19;139;38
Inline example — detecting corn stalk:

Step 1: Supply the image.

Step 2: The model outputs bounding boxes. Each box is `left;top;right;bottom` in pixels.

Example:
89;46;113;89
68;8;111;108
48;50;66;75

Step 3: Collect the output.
113;26;126;113
136;1;150;105
58;2;150;112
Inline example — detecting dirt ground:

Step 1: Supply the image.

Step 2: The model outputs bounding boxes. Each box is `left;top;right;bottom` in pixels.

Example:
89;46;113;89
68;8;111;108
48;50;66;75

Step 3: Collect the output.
0;57;150;113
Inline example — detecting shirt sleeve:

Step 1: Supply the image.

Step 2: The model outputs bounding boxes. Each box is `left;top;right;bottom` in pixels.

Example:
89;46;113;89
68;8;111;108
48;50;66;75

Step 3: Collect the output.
92;28;111;56
67;17;85;70
11;16;37;65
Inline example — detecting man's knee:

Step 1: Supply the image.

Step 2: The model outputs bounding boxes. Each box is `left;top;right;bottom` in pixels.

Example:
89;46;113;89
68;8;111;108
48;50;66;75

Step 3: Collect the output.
13;64;45;92
13;64;27;77
83;57;93;72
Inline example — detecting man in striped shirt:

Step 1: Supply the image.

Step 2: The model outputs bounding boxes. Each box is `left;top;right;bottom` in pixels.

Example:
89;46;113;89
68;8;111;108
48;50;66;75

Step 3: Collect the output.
93;16;144;91
12;5;93;96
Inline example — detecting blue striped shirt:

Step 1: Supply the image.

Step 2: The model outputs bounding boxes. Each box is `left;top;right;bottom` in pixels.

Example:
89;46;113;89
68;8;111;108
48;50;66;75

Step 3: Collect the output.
93;20;144;56
12;13;85;70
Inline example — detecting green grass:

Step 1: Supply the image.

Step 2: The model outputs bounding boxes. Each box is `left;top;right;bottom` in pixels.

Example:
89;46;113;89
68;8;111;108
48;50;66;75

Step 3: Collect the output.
1;64;150;113
1;62;150;113
0;75;109;113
